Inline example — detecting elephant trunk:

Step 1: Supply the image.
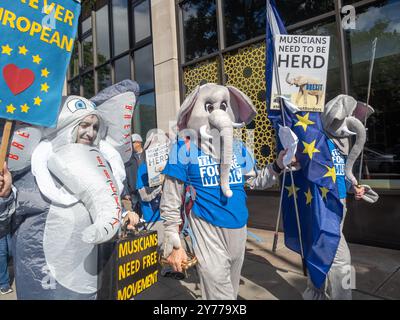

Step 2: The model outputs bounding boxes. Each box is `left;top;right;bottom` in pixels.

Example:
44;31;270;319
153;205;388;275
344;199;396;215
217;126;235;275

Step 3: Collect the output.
344;116;367;186
208;110;234;198
48;144;121;244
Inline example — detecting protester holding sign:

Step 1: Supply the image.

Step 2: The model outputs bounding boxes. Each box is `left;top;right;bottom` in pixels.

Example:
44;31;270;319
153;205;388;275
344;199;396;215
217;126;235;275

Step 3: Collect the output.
11;81;139;299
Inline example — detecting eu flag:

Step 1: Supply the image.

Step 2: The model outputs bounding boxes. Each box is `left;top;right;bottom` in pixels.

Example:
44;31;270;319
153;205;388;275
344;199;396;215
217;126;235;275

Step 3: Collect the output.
0;0;80;127
266;0;343;288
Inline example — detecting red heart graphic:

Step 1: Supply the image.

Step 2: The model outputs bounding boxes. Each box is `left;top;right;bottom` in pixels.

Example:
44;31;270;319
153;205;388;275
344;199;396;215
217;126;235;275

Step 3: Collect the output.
3;64;35;95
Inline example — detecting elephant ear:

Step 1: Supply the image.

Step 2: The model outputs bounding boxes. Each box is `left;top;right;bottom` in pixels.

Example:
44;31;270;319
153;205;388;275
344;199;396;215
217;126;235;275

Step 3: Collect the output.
91;80;140;163
353;101;374;123
6;123;43;174
227;86;257;124
177;85;200;130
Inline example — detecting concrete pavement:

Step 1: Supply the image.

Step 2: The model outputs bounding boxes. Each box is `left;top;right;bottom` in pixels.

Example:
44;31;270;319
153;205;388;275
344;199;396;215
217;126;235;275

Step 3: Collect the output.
2;227;400;300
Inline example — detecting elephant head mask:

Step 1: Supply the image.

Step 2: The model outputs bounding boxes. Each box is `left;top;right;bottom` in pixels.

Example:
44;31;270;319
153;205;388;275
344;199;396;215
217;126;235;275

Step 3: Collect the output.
321;94;378;203
177;83;256;198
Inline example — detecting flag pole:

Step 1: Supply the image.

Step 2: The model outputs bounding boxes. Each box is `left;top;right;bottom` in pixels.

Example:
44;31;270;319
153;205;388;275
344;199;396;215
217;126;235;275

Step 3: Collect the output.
272;168;286;252
0;120;13;173
358;38;377;183
267;0;307;276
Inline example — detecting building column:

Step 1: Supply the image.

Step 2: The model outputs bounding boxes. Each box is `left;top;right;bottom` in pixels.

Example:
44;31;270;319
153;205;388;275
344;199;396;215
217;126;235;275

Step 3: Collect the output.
151;0;181;133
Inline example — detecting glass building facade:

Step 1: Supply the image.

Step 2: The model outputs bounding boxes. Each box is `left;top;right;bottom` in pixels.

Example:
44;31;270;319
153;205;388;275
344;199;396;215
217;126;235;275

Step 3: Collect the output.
176;0;400;188
67;0;156;139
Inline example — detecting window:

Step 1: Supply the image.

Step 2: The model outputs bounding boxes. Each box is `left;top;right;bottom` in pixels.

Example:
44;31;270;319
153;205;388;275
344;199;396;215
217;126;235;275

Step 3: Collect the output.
134;44;154;91
114;55;131;83
69;78;80;96
112;0;130;56
97;64;112;92
82;72;94;98
134;0;151;43
276;0;335;26
82;35;93;70
181;0;218;61
223;0;266;47
69;41;79;79
134;92;157;139
96;5;111;63
345;1;400;179
82;16;92;34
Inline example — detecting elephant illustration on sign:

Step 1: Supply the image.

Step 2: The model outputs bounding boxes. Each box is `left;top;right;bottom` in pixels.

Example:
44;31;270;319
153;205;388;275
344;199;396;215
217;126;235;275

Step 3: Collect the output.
286;73;324;107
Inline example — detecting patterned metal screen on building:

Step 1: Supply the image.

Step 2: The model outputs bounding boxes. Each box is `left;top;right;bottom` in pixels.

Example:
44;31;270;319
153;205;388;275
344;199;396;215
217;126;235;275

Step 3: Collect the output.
183;41;276;168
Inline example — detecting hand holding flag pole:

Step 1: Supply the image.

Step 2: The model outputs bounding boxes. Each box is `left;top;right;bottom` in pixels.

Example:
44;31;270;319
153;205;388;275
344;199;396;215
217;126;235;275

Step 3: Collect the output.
0;120;13;173
267;0;307;277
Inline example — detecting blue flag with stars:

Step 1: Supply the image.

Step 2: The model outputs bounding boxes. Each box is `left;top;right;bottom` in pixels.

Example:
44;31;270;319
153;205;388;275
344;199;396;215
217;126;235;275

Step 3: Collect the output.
279;103;344;289
266;0;343;289
0;0;80;127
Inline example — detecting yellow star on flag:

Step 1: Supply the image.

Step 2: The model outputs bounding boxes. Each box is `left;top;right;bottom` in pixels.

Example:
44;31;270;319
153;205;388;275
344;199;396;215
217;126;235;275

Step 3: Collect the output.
305;188;313;205
41;83;50;93
18;45;28;55
41;68;50;78
21;104;30;113
302;140;320;160
33;96;42;106
320;187;330;200
1;44;13;55
33;54;42;64
285;185;300;198
294;113;315;132
6;104;16;114
323;165;337;183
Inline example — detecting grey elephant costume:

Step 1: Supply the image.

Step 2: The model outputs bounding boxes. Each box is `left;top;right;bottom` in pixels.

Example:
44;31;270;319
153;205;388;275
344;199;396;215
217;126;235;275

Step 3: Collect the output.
160;84;281;300
303;95;378;300
11;80;139;299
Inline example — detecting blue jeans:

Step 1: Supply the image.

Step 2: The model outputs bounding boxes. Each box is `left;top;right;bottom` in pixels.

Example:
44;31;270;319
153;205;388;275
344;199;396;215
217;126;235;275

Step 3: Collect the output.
0;234;11;288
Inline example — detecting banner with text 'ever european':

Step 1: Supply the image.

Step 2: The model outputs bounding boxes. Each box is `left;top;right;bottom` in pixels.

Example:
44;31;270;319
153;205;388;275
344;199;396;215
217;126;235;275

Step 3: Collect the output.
0;0;80;127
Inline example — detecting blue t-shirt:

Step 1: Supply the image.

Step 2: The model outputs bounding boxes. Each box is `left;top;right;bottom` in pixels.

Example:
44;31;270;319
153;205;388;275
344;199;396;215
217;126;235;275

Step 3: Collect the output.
327;139;347;199
162;139;255;229
136;163;161;223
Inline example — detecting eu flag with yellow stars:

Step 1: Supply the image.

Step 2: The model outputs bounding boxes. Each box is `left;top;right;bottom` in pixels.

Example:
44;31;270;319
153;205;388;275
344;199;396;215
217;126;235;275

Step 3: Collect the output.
0;0;80;127
277;101;344;289
266;0;343;289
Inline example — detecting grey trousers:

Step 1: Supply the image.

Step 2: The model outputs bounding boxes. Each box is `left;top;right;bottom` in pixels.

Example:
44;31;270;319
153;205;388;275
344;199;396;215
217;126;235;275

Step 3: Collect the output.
303;200;353;300
188;214;247;300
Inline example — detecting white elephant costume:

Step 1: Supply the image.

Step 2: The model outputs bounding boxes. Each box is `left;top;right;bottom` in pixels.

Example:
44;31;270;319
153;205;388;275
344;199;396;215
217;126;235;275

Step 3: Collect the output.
160;84;282;300
303;95;378;300
11;80;139;299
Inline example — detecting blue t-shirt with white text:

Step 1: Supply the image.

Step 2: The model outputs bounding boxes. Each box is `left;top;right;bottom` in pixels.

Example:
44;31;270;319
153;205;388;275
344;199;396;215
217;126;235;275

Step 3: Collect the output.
327;139;347;199
162;139;255;229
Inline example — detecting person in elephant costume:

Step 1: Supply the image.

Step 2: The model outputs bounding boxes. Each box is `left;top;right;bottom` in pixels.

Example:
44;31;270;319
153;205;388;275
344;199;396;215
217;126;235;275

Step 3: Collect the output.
160;83;287;300
10;80;140;300
302;94;379;300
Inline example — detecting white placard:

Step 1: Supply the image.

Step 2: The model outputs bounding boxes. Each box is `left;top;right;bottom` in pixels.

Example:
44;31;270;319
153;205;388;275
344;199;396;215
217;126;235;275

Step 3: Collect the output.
145;143;169;187
271;35;330;112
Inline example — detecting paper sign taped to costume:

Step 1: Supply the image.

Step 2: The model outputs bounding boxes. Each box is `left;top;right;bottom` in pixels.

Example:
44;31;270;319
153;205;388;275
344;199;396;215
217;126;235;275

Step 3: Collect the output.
270;35;330;112
0;0;80;127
